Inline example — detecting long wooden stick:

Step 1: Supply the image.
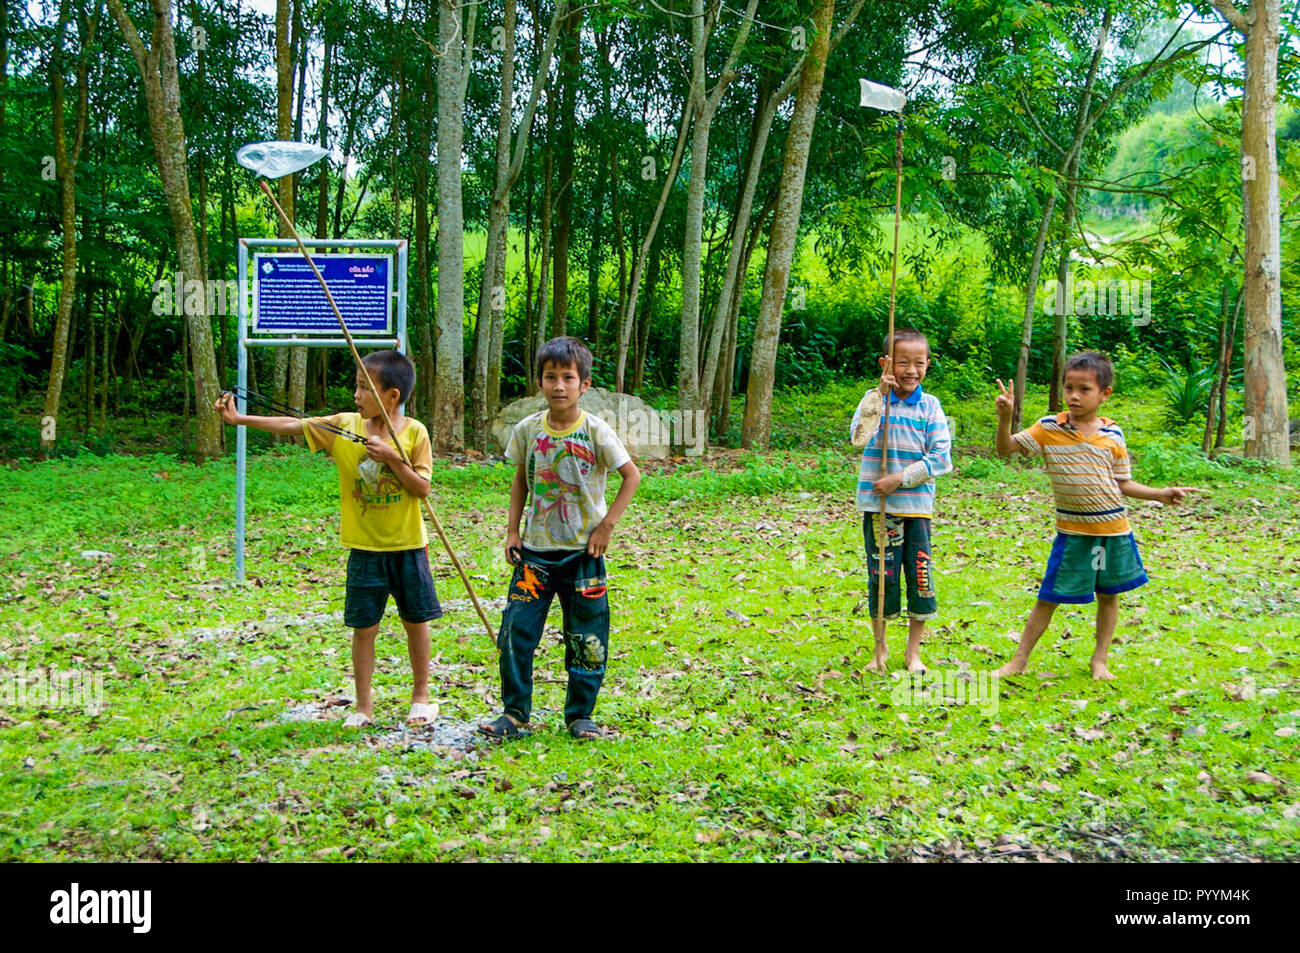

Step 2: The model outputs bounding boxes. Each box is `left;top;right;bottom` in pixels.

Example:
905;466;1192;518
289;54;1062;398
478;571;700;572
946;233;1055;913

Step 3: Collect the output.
257;180;497;646
877;117;904;637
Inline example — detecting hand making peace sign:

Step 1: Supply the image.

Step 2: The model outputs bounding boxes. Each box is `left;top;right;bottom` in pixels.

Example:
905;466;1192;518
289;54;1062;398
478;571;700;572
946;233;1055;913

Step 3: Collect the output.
995;378;1015;418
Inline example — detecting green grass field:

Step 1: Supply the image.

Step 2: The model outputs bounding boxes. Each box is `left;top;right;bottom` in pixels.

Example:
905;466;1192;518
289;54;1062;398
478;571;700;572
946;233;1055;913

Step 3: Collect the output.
2;384;1298;862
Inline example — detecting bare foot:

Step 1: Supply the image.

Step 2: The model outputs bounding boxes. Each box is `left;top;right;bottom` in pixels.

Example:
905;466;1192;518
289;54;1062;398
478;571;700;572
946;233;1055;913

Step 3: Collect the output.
1090;659;1117;681
905;652;927;674
864;645;889;674
995;658;1027;677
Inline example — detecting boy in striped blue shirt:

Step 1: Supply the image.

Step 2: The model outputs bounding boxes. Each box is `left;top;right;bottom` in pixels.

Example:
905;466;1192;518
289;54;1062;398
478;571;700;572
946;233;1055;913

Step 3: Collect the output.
851;330;953;674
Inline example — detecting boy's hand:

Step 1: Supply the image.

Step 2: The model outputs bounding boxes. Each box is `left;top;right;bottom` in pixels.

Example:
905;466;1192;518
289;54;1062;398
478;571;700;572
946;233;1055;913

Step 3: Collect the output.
587;520;614;557
214;392;240;425
364;435;401;466
995;379;1015;418
878;356;897;397
504;531;523;565
873;472;904;496
1159;486;1199;505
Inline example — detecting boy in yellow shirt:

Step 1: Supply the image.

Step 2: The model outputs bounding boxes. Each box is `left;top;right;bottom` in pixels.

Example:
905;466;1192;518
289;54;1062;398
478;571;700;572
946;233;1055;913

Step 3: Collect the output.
216;350;439;727
994;352;1197;680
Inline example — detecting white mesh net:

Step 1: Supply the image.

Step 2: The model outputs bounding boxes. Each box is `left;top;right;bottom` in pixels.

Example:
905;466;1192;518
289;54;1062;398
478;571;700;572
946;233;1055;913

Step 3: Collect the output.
236;141;329;178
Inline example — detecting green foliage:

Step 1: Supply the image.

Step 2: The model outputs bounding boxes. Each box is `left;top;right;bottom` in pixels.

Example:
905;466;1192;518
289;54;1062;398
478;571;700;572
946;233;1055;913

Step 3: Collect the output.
954;454;1020;482
1110;343;1165;389
1159;357;1216;429
1130;435;1234;485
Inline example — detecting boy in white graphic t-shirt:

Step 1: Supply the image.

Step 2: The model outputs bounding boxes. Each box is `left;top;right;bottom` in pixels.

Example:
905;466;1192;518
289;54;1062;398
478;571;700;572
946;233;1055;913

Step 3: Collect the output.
480;337;640;741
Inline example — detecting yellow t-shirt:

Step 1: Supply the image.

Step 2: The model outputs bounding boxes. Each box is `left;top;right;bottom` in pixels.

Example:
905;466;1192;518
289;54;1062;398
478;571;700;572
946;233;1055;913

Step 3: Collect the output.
302;412;432;551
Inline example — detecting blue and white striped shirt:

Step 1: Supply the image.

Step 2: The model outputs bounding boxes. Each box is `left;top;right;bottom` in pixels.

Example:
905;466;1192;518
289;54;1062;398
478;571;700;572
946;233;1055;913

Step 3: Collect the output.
850;384;952;516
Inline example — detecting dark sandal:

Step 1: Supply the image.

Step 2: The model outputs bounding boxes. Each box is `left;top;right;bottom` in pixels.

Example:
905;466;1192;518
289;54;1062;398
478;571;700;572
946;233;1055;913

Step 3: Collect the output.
479;714;529;739
568;718;602;740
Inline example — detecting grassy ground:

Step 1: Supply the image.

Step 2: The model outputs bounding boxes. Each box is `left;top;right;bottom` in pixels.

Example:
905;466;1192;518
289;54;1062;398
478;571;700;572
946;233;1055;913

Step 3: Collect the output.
2;385;1298;862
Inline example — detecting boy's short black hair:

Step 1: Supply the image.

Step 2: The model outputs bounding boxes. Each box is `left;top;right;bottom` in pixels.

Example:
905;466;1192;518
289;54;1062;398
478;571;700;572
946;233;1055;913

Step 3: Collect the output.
535;336;593;381
361;350;416;402
1063;351;1114;390
881;328;930;358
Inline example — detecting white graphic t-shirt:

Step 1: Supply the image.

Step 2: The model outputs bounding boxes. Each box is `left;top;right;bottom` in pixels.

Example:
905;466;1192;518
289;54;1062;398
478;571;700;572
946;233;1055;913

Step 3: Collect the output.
506;410;632;551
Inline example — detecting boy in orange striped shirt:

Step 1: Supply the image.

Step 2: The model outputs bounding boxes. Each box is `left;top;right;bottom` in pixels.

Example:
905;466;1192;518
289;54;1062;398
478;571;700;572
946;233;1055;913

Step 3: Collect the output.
994;352;1197;680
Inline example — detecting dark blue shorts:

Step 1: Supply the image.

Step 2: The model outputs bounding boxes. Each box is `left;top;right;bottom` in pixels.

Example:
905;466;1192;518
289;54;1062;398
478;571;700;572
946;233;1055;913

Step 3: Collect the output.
344;547;443;628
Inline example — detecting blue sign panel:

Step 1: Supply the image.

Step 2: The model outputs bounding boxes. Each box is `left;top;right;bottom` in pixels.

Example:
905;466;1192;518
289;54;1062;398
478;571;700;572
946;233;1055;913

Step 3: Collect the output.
253;253;392;334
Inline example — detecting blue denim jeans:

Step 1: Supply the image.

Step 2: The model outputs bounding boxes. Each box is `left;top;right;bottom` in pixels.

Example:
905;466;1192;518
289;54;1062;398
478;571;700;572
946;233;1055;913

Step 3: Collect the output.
498;547;609;724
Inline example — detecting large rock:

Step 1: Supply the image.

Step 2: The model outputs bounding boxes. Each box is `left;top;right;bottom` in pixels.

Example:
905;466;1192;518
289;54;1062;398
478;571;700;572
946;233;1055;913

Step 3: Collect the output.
491;387;703;459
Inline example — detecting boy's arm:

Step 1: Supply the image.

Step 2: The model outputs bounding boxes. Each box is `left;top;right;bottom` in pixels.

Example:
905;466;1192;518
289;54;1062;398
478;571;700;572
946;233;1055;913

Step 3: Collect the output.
994;379;1034;457
504;461;528;564
850;361;896;447
897;403;953;488
1117;480;1199;505
214;393;303;437
362;435;431;499
587;460;641;558
1111;428;1198;505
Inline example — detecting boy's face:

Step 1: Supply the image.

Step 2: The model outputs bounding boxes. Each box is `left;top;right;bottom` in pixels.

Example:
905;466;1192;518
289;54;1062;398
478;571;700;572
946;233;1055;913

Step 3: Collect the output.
1063;368;1112;420
355;368;399;420
537;360;590;413
879;339;930;397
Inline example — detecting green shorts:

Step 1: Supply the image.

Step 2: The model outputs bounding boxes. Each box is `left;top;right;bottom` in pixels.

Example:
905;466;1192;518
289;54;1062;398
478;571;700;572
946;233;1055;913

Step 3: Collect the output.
1038;532;1148;604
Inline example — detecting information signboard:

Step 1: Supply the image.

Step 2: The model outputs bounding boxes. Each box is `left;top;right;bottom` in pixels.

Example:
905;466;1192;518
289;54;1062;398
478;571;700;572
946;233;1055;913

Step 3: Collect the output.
253;253;392;334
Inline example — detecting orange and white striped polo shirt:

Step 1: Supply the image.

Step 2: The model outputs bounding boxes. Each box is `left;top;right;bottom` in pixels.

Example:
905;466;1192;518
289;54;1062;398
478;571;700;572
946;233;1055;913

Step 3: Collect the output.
1013;413;1132;536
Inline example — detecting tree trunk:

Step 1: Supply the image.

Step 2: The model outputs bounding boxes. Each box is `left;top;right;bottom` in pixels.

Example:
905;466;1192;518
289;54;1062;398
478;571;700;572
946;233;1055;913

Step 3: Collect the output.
678;0;756;426
586;24;612;350
533;95;555;379
700;65;781;428
611;140;627;357
615;92;692;393
314;33;332;415
632;232;661;394
1048;239;1069;413
717;211;764;438
1046;11;1109;412
42;4;94;455
83;282;95;434
551;5;581;337
1203;282;1230;453
434;0;469;452
471;0;565;446
523;160;535;391
1217;289;1243;451
109;0;223;458
412;21;434;420
1228;0;1289;464
741;0;834;450
333;68;363;238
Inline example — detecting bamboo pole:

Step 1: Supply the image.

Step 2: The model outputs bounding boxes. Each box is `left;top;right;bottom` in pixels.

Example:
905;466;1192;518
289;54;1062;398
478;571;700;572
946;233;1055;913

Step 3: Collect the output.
257;180;497;647
876;118;904;642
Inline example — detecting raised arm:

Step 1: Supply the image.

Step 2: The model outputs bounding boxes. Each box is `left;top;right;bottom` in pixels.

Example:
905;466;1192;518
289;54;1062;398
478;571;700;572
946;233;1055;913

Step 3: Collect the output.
994;379;1022;457
850;358;895;447
215;393;303;436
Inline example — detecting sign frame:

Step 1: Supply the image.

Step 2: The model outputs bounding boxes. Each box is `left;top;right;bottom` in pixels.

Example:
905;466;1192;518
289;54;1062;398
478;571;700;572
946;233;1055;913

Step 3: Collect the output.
251;250;395;335
233;237;408;582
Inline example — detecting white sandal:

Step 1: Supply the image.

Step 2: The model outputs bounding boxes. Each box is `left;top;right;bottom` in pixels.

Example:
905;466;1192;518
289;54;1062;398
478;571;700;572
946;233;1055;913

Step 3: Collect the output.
342;711;373;728
406;702;439;726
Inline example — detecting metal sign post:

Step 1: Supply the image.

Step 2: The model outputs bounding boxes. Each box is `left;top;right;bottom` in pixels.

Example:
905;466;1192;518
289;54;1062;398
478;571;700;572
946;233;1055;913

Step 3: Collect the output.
234;237;408;582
